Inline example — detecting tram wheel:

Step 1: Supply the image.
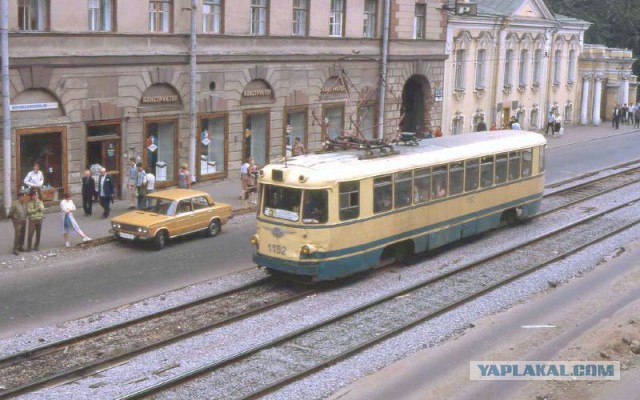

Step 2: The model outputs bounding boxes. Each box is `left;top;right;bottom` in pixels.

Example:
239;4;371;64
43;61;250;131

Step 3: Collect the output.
500;209;518;226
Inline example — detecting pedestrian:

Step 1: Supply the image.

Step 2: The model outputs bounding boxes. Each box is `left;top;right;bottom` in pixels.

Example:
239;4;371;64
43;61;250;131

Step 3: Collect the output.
510;117;522;130
60;192;91;247
292;137;305;156
622;103;629;124
545;110;554;136
433;127;443;137
612;106;620;129
239;157;252;200
97;168;114;219
248;159;259;204
552;113;562;137
26;189;45;252
635;105;640;129
8;191;28;255
476;118;487;132
135;162;148;209
81;169;95;216
144;169;156;209
23;162;44;196
126;157;138;210
178;163;191;189
490;122;497;131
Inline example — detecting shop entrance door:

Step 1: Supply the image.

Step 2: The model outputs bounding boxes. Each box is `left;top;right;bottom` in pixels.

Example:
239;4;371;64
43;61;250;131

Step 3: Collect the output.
18;129;65;201
87;123;121;198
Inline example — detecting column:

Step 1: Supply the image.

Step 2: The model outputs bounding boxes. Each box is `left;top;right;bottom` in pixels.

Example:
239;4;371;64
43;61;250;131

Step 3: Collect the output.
622;74;630;106
592;74;604;126
580;74;591;125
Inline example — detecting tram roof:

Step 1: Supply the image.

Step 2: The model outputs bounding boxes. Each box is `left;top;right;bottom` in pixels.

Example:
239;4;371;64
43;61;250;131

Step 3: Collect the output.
263;130;546;185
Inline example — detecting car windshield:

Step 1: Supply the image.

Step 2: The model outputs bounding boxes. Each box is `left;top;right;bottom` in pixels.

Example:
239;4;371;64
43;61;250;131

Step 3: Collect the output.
142;197;177;216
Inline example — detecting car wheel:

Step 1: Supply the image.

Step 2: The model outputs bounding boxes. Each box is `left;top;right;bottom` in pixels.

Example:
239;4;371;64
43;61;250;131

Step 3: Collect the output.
154;231;167;250
207;219;221;237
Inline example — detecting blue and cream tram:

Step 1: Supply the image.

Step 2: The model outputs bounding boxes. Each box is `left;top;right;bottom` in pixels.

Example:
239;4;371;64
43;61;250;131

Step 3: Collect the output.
250;130;546;281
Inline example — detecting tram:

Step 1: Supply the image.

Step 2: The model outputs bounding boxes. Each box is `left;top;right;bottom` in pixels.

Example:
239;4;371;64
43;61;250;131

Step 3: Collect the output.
250;130;546;281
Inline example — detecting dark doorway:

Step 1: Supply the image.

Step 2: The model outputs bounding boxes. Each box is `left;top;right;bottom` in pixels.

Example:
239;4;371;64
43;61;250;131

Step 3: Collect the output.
87;123;121;197
18;130;64;197
400;75;432;134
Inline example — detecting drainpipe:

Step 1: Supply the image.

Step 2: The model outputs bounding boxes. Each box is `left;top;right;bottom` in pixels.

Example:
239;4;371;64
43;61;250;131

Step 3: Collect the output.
189;0;197;183
377;0;390;139
2;0;11;216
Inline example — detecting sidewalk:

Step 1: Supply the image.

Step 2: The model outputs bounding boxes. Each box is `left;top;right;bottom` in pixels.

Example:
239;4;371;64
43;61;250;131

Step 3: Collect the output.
1;123;638;256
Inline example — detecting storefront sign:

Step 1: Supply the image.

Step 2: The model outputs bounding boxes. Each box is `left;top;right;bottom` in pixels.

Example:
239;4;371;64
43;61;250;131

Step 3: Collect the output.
321;85;346;94
242;89;272;97
434;88;443;102
142;95;179;104
10;102;58;112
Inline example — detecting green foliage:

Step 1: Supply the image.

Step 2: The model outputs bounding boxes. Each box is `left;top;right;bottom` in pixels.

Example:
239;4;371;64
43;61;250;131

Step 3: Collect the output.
546;0;640;76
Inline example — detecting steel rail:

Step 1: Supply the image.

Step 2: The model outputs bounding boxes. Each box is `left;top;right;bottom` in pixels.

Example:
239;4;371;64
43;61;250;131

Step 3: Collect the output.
118;195;640;400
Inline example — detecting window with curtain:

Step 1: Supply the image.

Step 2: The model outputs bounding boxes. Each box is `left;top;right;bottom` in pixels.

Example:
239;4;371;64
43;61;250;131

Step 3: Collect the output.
18;0;49;31
568;49;575;82
553;49;562;84
518;49;528;86
533;49;541;84
149;0;171;33
475;49;485;88
245;113;268;167
329;0;345;37
504;49;513;87
203;0;222;34
199;116;226;176
413;3;425;39
250;0;268;35
146;121;176;183
363;0;376;38
292;0;308;36
454;49;465;90
88;0;113;31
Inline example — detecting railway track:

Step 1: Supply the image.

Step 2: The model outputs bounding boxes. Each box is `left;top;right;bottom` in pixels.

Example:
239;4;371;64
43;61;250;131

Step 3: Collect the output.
0;278;313;398
3;164;640;399
118;195;640;399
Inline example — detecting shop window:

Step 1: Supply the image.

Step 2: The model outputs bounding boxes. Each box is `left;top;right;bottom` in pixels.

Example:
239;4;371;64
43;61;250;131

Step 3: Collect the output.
480;155;494;188
339;181;360;220
495;153;508;184
18;130;64;196
413;167;430;204
244;112;268;167
200;116;226;177
285;110;307;157
394;171;412;209
145;120;176;184
373;175;392;213
465;158;480;192
432;165;448;199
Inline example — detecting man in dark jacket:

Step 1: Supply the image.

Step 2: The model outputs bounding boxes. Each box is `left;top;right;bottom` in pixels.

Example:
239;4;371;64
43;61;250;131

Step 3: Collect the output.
97;168;115;219
8;191;28;255
81;169;96;216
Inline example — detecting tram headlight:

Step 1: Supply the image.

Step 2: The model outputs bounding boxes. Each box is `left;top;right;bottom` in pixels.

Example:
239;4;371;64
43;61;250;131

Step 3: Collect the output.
250;235;259;249
301;244;317;255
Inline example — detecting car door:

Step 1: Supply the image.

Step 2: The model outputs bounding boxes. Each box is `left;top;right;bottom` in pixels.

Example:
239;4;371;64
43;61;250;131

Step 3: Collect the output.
191;195;213;231
173;199;194;236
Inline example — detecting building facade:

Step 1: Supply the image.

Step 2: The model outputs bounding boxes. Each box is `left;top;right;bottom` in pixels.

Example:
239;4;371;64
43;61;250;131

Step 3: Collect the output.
441;0;636;135
1;0;448;215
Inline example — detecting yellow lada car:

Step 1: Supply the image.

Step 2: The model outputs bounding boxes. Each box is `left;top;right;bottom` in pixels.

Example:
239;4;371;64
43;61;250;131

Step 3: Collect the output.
110;189;232;250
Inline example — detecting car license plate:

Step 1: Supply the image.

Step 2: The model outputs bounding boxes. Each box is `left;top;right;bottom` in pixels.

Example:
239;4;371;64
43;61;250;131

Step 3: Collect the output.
119;232;135;240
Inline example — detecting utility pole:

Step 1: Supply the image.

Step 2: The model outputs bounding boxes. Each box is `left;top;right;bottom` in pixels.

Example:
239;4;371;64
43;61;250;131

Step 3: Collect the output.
189;0;197;183
377;0;390;139
1;0;11;216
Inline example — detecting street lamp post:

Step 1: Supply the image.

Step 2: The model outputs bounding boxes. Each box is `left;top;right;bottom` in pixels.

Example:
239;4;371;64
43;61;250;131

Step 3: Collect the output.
2;0;11;216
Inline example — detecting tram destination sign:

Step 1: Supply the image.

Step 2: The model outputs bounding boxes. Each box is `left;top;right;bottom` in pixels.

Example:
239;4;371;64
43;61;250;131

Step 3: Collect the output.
10;102;58;112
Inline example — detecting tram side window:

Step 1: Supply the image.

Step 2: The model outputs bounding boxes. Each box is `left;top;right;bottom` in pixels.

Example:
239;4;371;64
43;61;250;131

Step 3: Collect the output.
373;175;393;213
339;181;360;221
303;190;328;224
465;158;480;192
495;153;508;184
508;151;521;181
413;168;431;204
480;156;494;188
522;149;533;177
394;172;413;209
539;146;546;173
449;162;464;196
432;166;448;199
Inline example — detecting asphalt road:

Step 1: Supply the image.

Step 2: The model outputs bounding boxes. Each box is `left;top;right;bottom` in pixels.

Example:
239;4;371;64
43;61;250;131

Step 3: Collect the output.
1;132;640;338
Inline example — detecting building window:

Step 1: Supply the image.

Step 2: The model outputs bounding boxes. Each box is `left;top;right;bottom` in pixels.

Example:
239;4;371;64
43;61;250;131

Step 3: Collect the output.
553;49;562;84
203;0;222;34
452;116;464;135
88;0;113;31
363;0;376;38
475;49;485;89
18;0;49;31
567;49;576;82
329;0;345;37
504;49;513;87
244;111;269;167
323;105;345;141
518;49;528;86
454;49;465;90
145;119;177;185
199;115;226;178
358;104;376;139
413;3;426;39
250;0;268;36
292;0;308;36
533;49;541;84
149;0;171;33
530;109;538;128
285;109;307;157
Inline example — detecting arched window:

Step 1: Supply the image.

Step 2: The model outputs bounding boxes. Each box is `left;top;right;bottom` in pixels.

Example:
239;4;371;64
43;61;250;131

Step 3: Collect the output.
533;49;542;84
518;49;528;86
504;49;513;87
567;49;576;83
455;49;466;90
475;49;486;89
530;108;539;129
553;49;562;84
452;116;464;135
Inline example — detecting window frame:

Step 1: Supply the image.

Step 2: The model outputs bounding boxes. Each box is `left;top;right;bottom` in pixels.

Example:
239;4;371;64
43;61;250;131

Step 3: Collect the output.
504;49;513;87
292;0;308;36
413;3;426;39
329;0;345;37
553;49;562;84
197;112;228;181
18;0;49;31
475;49;486;89
363;0;377;38
339;181;360;221
143;117;180;188
203;0;223;34
413;167;431;204
454;49;466;91
88;0;115;32
518;49;528;86
532;49;542;84
149;0;172;33
250;0;269;36
373;175;393;214
394;171;413;209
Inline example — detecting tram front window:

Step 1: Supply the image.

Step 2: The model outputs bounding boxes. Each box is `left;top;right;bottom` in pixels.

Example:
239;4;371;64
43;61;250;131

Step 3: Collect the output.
303;190;328;224
263;185;302;222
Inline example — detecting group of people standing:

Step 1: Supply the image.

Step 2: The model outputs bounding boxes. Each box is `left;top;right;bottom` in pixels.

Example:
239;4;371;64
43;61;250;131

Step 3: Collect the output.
612;103;640;129
239;158;259;204
545;111;563;137
8;188;45;255
125;158;158;210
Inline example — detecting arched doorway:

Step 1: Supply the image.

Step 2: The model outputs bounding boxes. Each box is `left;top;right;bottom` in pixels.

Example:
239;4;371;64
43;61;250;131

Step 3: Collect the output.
400;75;432;134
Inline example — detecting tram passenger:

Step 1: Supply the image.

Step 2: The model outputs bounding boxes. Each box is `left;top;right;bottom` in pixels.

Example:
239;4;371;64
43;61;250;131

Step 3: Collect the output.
433;180;446;199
